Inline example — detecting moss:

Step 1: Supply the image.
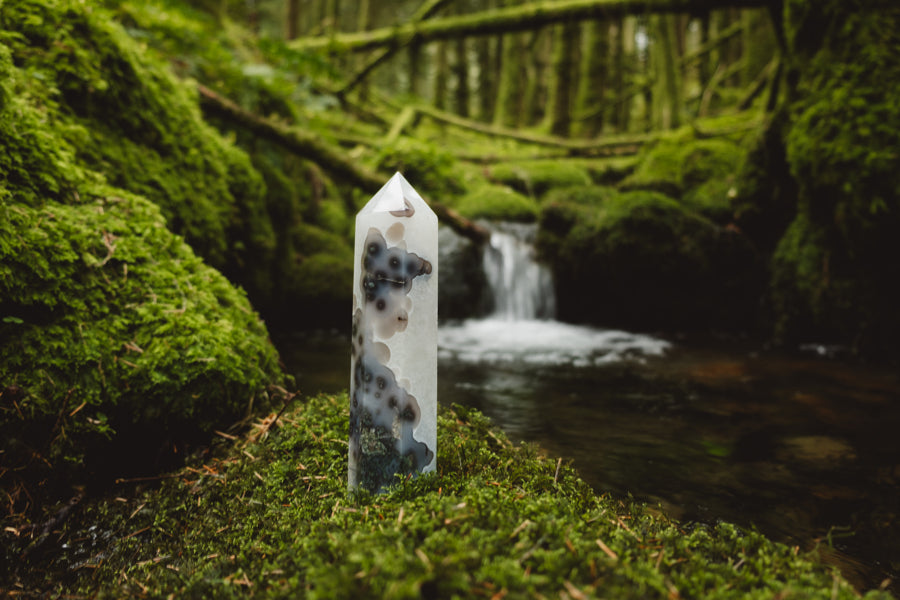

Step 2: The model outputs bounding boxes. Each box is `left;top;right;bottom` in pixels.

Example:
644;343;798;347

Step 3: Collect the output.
0;0;274;272
0;30;283;524
10;395;888;599
538;187;760;331
731;109;798;253
373;138;464;200
0;0;356;330
454;184;539;222
620;128;746;223
772;1;900;353
0;187;284;509
487;160;592;199
770;212;875;348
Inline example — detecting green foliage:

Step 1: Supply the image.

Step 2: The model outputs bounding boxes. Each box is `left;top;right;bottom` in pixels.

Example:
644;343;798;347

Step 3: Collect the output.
538;187;759;330
455;184;539;222
106;0;335;121
487;160;592;199
15;396;886;599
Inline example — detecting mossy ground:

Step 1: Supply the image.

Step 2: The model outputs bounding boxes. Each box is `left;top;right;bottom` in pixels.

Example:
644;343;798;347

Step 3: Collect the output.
4;395;887;599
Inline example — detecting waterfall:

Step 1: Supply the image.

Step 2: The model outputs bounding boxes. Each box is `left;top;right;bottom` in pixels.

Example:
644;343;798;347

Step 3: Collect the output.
439;222;670;367
481;223;556;321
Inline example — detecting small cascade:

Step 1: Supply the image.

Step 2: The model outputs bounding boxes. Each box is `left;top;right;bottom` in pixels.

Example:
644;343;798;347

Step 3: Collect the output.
439;222;670;367
482;223;556;321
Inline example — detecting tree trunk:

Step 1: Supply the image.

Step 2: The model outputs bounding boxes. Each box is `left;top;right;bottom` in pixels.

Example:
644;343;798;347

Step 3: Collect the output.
453;36;471;117
523;28;551;127
475;34;497;121
433;40;449;110
493;31;526;127
651;13;683;129
338;0;449;96
413;102;658;154
289;0;770;54
697;10;711;89
574;19;609;137
545;21;581;136
286;0;301;40
408;42;425;97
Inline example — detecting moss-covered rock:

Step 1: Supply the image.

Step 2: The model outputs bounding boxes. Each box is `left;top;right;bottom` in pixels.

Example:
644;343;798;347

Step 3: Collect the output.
275;224;354;328
731;109;798;254
0;0;274;272
455;183;539;222
771;0;900;353
487;160;592;199
538;186;760;331
0;31;283;521
7;395;887;599
770;212;859;344
0;0;356;331
620;128;746;223
373;138;464;200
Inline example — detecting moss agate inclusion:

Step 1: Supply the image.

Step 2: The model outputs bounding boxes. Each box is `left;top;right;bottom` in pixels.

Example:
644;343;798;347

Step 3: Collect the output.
349;173;438;493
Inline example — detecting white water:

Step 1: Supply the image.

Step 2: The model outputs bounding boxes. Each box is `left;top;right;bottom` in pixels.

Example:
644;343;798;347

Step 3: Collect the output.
439;224;670;367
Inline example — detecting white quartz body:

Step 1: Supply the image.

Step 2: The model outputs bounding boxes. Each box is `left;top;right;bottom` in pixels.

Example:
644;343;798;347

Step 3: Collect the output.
349;172;437;492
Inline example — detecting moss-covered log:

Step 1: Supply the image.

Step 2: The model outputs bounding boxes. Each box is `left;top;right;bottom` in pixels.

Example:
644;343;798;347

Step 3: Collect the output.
290;0;770;54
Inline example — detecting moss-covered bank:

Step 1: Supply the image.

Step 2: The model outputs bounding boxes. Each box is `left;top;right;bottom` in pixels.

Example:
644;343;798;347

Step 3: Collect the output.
739;1;900;355
4;395;889;599
538;185;760;331
0;16;283;525
0;0;355;329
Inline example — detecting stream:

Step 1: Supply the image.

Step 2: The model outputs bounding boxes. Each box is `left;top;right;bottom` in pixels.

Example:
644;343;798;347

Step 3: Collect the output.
276;225;900;594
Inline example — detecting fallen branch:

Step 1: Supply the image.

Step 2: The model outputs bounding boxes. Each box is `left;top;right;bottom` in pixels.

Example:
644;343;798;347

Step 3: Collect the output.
338;0;454;96
679;20;744;67
738;57;778;111
196;84;489;244
290;0;769;54
414;103;657;156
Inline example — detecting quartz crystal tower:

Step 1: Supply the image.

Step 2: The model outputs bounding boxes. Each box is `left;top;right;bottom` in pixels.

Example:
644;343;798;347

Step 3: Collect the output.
349;172;438;493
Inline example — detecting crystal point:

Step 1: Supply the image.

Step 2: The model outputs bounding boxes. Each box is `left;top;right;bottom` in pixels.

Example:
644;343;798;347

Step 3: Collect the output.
349;173;438;494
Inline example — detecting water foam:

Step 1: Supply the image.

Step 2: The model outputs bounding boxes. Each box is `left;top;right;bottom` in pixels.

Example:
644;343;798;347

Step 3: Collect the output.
439;318;670;367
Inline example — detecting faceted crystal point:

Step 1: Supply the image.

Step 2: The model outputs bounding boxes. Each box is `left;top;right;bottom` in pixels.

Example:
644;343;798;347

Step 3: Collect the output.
361;172;429;217
350;172;438;494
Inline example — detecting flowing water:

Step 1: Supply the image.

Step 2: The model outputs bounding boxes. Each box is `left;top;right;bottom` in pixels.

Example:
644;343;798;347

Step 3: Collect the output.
278;225;900;595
